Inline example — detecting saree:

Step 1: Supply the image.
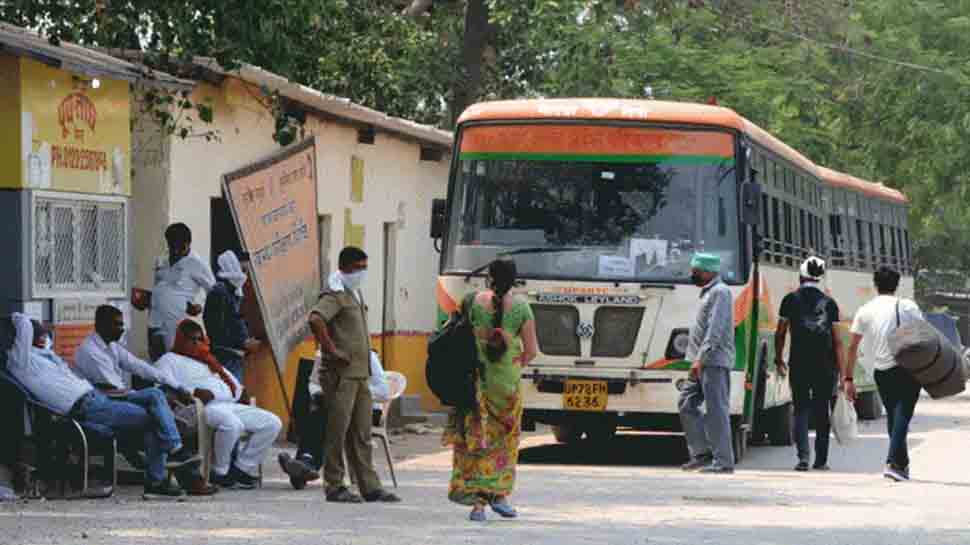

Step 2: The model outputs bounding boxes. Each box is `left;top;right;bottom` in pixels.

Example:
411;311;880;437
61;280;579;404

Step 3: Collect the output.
442;297;534;505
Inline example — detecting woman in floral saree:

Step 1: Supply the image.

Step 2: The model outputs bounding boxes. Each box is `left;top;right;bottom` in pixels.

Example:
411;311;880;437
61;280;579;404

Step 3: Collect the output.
442;258;538;522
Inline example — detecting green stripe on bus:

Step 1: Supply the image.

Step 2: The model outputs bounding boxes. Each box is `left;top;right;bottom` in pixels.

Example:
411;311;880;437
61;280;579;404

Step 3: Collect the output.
459;152;735;166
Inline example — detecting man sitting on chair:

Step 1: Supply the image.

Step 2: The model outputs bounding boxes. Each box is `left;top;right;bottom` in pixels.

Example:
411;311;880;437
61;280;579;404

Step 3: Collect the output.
278;350;390;489
156;320;281;490
5;314;195;499
74;305;214;496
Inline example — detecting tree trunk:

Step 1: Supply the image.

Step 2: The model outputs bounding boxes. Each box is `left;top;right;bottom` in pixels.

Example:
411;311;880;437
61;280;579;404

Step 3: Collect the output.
449;0;490;128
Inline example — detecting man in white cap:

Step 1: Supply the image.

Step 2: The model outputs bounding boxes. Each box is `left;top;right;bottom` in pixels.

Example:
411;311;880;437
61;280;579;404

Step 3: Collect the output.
203;251;262;381
679;252;736;474
775;256;843;471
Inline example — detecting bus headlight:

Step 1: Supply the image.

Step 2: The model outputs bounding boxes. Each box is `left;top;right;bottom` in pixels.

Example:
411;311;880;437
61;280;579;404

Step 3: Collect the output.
665;329;690;360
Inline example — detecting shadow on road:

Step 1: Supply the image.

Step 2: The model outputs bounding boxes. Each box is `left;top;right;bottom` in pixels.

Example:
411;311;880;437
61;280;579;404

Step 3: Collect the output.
520;433;689;467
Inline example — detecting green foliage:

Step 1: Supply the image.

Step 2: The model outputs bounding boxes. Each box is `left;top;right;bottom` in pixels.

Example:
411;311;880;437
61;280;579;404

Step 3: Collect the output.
6;0;970;279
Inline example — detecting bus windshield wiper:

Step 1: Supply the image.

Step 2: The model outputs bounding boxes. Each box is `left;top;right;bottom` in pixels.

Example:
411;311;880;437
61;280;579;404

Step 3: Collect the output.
464;246;582;280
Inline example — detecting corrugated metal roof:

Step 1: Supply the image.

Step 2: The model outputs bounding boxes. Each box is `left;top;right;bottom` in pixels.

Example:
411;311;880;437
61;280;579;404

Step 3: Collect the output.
0;22;189;87
190;58;453;149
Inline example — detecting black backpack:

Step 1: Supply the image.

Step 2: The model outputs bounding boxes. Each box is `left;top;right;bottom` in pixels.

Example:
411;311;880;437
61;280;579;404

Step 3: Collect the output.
426;293;481;410
795;290;834;354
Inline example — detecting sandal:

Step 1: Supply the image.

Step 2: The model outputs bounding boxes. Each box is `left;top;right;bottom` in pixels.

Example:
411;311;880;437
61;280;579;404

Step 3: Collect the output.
489;498;518;518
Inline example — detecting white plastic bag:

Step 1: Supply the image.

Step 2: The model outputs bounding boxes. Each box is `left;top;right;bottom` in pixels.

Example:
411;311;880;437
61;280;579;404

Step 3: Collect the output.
832;390;858;445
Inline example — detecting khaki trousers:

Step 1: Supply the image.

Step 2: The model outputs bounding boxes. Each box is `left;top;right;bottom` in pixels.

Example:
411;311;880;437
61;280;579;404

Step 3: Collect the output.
323;376;382;495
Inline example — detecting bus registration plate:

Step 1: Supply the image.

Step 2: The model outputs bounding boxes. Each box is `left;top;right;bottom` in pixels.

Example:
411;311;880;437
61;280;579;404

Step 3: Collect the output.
563;380;608;412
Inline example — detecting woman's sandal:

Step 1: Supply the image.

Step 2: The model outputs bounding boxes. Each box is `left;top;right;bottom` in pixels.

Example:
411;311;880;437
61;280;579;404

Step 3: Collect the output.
489;498;518;518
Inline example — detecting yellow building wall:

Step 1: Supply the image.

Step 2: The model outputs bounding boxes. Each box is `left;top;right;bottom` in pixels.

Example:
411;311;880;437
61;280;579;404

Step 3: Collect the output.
0;54;21;186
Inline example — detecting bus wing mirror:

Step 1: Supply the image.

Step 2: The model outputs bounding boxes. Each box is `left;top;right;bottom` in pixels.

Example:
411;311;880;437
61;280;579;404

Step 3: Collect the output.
741;181;762;227
430;198;447;239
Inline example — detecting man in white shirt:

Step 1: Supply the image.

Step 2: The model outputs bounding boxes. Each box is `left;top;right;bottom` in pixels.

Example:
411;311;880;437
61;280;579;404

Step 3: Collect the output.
5;314;192;499
845;266;923;482
74;305;215;496
156;320;281;490
147;223;216;360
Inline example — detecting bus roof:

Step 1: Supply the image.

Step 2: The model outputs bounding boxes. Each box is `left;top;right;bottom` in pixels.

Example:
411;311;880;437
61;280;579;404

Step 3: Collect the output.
817;167;907;204
459;98;907;205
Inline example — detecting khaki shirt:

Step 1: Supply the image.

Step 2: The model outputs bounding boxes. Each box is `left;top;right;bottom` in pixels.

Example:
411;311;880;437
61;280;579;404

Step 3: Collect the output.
310;288;371;379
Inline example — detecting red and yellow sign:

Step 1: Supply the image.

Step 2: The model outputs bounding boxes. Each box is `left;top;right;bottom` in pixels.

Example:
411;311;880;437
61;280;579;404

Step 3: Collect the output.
1;56;131;195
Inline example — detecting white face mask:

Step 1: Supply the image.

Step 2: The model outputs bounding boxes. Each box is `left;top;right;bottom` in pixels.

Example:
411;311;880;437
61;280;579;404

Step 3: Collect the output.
43;336;53;351
342;270;367;290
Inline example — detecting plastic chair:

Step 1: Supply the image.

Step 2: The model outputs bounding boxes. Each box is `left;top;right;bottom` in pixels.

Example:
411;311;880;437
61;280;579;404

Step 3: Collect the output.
373;371;407;488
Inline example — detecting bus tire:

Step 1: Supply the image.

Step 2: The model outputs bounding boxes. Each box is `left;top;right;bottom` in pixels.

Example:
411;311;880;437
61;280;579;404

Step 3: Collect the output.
767;402;793;446
855;390;882;420
552;424;582;444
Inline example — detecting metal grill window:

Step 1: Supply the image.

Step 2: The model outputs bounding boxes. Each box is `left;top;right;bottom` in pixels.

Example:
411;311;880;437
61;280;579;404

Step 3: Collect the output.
33;195;126;296
531;304;581;357
591;306;645;358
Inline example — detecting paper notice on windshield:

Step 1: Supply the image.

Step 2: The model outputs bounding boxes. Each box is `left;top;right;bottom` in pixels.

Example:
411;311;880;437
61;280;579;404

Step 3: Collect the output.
598;256;635;278
630;238;668;267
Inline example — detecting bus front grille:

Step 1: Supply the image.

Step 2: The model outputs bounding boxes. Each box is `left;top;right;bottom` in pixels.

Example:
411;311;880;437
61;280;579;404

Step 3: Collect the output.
531;304;581;357
591;306;645;358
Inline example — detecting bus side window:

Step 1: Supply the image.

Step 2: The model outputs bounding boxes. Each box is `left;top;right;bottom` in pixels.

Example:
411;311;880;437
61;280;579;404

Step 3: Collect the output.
799;209;808;259
856;219;867;268
761;193;771;261
772;196;782;264
829;214;843;267
783;201;794;267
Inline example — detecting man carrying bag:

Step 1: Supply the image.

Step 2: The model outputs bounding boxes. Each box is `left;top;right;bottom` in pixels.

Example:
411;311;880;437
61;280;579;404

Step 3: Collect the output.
845;266;923;482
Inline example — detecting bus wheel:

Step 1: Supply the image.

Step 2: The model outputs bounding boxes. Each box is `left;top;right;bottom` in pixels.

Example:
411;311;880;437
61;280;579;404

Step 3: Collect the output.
552;424;582;444
855;391;883;420
768;403;793;446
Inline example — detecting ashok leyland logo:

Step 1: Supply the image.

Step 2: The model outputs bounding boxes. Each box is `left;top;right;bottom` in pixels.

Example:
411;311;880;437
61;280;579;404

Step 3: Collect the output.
576;322;595;339
58;92;98;142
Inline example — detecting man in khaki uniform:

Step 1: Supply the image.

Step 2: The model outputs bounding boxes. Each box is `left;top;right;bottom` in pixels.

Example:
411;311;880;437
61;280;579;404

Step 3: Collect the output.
309;246;400;503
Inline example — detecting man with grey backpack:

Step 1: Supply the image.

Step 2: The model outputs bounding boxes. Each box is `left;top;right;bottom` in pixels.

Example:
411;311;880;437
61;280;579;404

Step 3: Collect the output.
845;266;923;482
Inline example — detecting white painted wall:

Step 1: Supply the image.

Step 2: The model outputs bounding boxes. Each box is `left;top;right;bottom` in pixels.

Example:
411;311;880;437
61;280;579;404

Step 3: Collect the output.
129;91;174;358
132;79;449;360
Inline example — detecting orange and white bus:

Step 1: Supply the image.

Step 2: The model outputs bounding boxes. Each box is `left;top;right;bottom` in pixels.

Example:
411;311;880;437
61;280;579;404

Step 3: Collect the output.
429;99;911;459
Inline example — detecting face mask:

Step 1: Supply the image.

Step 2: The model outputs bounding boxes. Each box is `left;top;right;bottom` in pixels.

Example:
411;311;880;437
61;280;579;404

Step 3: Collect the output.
690;272;707;287
342;270;367;290
43;337;53;351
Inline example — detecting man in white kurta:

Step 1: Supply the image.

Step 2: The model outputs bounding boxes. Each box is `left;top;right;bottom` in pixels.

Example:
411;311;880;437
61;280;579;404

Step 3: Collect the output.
156;350;281;489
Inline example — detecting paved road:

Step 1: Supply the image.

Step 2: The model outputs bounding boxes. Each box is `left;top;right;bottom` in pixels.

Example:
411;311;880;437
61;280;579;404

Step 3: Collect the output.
3;391;970;545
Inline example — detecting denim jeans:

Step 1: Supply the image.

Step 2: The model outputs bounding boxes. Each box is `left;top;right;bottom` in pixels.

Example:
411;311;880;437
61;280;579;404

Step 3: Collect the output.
874;366;921;469
790;367;836;465
124;388;182;453
75;391;171;483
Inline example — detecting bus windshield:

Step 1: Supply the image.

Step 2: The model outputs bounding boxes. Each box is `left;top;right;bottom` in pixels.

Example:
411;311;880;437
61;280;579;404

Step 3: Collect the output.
442;125;743;284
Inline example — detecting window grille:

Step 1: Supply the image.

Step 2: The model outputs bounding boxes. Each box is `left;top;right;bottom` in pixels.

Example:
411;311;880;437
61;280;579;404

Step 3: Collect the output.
33;194;126;296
